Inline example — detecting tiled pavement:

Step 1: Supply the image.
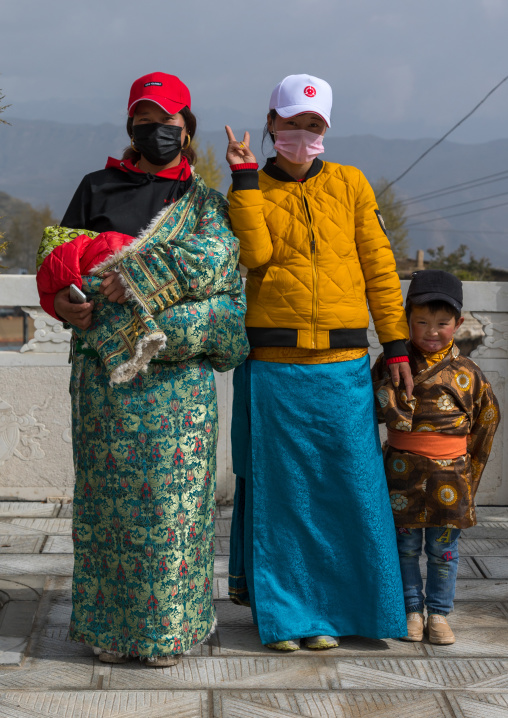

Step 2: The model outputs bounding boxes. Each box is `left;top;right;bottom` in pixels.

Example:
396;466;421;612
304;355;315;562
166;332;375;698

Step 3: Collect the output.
1;504;508;716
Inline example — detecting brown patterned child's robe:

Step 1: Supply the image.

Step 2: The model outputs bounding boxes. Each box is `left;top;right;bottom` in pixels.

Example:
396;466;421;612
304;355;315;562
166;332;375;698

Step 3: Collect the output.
372;342;500;529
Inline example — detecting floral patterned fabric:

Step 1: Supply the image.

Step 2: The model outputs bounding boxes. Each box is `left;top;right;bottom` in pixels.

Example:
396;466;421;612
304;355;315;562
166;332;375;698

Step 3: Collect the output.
77;270;248;377
80;175;245;383
69;355;218;656
372;341;500;528
42;174;249;384
36;175;249;657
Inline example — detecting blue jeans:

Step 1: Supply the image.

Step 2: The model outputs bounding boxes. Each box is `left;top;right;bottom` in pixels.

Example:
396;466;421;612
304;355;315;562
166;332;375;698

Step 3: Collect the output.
396;527;461;616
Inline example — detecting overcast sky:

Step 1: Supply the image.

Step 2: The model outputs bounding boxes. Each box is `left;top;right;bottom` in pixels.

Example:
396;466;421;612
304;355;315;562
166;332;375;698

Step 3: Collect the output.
2;0;508;142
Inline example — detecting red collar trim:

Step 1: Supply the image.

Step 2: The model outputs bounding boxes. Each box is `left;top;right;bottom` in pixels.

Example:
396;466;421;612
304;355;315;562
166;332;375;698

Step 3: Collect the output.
105;156;192;180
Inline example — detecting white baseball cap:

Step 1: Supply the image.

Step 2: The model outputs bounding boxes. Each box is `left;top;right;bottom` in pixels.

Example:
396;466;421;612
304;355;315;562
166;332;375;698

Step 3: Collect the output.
269;74;332;127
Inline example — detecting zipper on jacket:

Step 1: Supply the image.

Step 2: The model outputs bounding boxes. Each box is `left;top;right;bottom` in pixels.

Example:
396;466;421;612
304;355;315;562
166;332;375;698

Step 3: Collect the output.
301;186;318;348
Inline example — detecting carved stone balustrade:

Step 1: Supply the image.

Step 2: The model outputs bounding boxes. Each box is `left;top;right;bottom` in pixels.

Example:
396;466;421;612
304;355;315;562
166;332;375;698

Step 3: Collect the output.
0;276;507;504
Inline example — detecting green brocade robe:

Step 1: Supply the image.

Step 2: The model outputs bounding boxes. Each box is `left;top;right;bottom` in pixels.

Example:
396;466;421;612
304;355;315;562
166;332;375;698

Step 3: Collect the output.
39;175;249;656
39;174;249;382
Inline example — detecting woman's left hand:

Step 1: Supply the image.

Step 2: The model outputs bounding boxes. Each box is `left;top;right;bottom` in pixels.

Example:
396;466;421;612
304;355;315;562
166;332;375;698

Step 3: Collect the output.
389;361;414;399
225;126;257;165
99;272;128;303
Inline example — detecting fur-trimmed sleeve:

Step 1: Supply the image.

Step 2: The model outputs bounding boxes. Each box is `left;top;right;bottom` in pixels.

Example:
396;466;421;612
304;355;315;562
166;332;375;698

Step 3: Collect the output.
111;190;240;316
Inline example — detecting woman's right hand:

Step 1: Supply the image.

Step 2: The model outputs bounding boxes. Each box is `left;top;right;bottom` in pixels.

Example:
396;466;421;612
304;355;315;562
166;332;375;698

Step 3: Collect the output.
54;287;94;330
225;126;257;166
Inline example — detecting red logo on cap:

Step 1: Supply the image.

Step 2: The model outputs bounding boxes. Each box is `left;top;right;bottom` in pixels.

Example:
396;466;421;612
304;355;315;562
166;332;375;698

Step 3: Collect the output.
304;86;316;97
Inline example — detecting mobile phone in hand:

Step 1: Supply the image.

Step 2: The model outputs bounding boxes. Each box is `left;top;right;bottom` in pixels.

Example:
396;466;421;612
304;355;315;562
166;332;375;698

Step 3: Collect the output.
69;283;88;304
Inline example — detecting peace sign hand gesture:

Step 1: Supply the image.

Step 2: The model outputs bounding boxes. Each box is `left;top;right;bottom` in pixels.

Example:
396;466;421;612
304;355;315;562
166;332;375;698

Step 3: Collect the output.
225;126;257;166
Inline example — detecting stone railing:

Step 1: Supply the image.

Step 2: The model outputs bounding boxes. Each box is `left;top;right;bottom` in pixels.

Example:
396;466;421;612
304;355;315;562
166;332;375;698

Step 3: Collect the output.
0;277;507;504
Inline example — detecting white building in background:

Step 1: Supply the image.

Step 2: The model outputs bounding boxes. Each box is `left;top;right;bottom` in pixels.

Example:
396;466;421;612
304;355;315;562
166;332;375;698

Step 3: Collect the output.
0;277;507;505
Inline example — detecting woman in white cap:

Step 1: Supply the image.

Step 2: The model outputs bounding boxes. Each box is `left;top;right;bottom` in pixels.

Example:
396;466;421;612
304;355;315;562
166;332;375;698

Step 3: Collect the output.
225;74;413;651
36;73;248;666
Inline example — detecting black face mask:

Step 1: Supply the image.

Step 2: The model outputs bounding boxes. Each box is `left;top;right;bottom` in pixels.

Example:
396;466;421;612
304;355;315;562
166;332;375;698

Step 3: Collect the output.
132;123;184;166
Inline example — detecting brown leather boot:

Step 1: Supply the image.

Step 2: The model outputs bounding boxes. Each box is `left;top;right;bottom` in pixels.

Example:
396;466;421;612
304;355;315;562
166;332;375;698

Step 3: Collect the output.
426;614;455;645
400;612;424;642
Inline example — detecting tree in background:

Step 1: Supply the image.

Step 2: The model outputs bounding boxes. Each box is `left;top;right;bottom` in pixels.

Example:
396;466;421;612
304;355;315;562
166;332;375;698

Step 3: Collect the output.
6;204;57;273
372;178;409;261
0;87;10;125
0;190;58;273
426;244;493;281
0;233;7;271
194;139;224;190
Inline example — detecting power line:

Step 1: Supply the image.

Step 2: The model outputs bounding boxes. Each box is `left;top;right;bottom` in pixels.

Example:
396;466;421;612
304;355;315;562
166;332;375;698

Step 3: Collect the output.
406;199;508;227
398;169;508;206
409;228;508;234
377;74;508;198
404;189;508;220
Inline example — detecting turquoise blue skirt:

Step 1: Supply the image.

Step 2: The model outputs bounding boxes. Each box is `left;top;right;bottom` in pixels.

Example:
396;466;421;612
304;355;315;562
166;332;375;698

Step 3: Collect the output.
229;356;406;644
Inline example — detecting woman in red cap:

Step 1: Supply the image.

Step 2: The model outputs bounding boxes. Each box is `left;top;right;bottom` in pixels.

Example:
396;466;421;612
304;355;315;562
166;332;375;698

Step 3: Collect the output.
36;73;248;667
225;74;412;651
58;72;196;243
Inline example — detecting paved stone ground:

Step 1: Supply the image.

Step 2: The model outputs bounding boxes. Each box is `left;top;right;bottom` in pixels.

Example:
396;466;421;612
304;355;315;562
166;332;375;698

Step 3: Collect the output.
1;502;508;717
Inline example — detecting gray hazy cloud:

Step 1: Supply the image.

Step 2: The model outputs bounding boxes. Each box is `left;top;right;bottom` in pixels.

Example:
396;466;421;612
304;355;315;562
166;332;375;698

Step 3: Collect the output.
2;0;508;141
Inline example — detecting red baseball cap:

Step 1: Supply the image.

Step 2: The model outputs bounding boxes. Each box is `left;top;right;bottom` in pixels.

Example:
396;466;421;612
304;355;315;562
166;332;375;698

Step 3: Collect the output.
128;72;191;117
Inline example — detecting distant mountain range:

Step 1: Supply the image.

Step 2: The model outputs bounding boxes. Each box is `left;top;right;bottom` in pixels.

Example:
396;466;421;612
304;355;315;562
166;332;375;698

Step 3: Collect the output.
1;118;507;268
3;98;255;134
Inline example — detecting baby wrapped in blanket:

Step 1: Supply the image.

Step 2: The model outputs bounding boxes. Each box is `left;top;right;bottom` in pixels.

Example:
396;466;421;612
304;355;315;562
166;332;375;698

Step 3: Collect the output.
36;177;249;383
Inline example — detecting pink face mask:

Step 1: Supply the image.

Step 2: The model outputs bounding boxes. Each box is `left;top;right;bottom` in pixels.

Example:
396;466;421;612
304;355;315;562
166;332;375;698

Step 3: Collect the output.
273;128;325;164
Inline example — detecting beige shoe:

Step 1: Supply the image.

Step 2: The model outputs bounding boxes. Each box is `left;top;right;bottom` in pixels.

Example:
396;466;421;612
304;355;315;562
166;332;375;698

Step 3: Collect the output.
265;639;300;652
302;635;339;650
400;612;424;642
97;651;129;664
143;653;182;667
426;614;455;645
141;653;182;668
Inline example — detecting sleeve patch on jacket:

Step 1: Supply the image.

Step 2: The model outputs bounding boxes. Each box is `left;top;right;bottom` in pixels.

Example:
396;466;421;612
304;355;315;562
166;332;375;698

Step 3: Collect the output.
375;209;388;236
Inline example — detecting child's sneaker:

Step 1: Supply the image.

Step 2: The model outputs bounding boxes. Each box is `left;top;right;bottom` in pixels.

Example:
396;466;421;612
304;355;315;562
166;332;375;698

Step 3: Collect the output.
426;614;455;645
400;612;424;642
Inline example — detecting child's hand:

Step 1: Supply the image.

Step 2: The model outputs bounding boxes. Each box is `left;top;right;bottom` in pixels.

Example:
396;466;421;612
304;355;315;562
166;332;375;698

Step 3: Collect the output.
389;361;414;398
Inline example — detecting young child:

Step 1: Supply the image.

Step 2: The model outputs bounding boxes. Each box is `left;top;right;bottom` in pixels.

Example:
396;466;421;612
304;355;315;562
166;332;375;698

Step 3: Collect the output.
372;269;500;644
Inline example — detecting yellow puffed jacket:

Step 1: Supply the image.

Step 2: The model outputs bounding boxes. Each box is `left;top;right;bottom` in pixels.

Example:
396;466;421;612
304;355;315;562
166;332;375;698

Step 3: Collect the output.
227;159;409;355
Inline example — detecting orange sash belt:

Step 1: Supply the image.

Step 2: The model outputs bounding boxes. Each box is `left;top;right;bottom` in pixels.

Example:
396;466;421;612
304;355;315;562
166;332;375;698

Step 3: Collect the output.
387;429;467;460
